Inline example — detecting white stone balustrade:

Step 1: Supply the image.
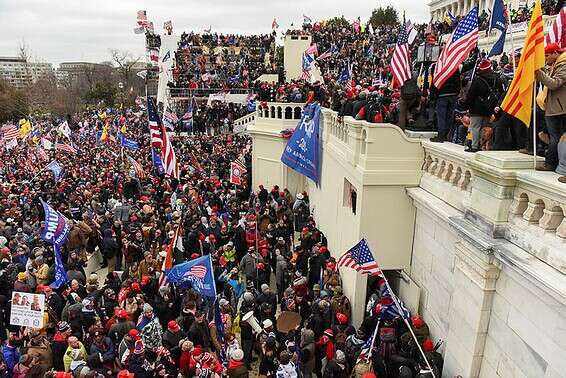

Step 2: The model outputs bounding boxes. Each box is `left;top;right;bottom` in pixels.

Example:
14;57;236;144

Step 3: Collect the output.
232;112;255;134
420;141;473;212
508;173;566;238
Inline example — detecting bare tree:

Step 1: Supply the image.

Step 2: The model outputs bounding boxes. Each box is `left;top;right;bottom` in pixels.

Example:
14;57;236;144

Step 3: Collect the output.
18;39;33;87
109;49;141;89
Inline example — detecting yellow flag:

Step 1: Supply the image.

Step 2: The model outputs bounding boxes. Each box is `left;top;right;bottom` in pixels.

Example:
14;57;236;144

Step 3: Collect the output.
121;124;127;134
101;123;109;142
500;0;545;127
18;119;31;138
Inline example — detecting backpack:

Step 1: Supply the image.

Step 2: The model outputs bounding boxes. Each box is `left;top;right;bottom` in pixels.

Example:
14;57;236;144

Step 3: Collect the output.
476;76;503;115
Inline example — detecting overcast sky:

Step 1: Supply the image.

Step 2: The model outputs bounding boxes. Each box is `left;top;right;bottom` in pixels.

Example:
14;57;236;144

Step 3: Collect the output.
0;0;429;67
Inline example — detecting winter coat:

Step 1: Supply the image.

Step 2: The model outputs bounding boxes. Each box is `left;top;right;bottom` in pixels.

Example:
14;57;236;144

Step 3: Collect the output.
465;70;504;116
239;253;256;279
1;344;20;371
101;229;119;259
227;361;249;378
275;255;288;288
300;329;316;374
537;52;566;116
63;343;87;372
90;337;115;363
52;332;68;371
26;337;53;371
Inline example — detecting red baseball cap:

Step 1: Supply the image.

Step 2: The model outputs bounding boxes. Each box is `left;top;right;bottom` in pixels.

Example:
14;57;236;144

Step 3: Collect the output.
167;320;180;332
545;43;565;55
128;329;141;340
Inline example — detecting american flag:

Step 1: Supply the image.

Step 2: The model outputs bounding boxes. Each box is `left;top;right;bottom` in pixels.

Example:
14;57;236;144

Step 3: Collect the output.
379;285;411;320
305;43;318;56
301;52;315;82
137;10;147;21
272;18;279;30
147;96;162;148
182;98;195;120
356;334;374;363
55;142;77;154
37;146;49;162
391;22;412;87
149;97;179;179
127;156;146;179
1;124;19;140
433;6;479;89
336;239;381;276
545;6;566;48
184;264;207;279
317;46;337;61
163;107;178;130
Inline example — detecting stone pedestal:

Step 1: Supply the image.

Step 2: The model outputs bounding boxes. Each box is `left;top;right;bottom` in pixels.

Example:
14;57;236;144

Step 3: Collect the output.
443;239;500;377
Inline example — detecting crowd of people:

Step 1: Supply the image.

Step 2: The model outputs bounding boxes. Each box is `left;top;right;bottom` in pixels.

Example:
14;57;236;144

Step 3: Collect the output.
0;104;446;378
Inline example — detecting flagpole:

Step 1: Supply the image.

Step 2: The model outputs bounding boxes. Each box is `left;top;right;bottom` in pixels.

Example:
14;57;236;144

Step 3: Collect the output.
507;4;516;72
364;241;436;377
366;318;380;360
532;84;537;170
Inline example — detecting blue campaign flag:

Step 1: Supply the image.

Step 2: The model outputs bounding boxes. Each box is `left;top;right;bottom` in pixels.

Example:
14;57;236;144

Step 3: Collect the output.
46;160;63;181
488;28;507;57
246;99;256;113
120;135;140;150
338;64;351;84
379;285;411;320
166;255;217;298
489;0;508;32
214;300;227;365
280;102;321;184
39;199;71;248
51;245;69;289
152;149;165;175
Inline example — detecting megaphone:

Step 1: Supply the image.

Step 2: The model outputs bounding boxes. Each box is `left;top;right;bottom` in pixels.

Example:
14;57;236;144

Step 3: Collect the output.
242;311;262;334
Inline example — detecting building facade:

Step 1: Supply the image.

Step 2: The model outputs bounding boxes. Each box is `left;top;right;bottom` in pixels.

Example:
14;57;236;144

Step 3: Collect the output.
0;57;53;89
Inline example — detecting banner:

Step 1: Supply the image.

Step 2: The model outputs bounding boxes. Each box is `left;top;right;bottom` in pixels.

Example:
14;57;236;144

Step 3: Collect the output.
230;161;247;185
46;160;63;181
152;149;165;175
10;291;45;328
120;135;140;150
509;21;528;33
280;102;321;184
166;255;217;297
40;199;71;247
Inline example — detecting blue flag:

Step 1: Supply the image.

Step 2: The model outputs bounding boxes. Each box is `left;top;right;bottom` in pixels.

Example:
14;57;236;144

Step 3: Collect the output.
120;135;140;150
281;102;321;184
214;300;227;365
489;0;507;32
166;255;217;297
51;245;68;289
488;28;507;57
40;199;71;248
46;160;63;181
379;285;411;320
152;149;165;175
338;64;351;84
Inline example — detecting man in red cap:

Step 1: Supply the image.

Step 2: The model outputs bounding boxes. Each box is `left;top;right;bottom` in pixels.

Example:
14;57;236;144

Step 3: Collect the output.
464;58;505;152
535;43;566;174
162;320;186;362
110;309;135;342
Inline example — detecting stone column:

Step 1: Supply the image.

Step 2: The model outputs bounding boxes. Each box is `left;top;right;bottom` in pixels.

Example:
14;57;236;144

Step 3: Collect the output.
442;239;500;377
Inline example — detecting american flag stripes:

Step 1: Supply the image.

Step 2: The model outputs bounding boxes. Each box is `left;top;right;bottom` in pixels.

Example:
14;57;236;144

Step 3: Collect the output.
184;265;207;279
545;6;566;48
127;156;146;179
163;107;178;130
433;6;479;89
37;147;49;162
301;52;315;82
317;46;337;61
356;334;374;363
147;97;163;148
336;238;381;276
391;22;412;87
1;124;19;140
55;142;77;154
137;10;147;21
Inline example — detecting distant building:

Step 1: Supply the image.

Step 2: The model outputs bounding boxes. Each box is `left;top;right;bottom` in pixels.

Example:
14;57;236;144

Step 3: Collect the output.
58;61;113;79
0;56;53;89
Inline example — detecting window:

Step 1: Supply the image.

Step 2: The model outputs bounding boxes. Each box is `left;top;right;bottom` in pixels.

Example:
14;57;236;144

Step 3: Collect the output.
343;178;358;215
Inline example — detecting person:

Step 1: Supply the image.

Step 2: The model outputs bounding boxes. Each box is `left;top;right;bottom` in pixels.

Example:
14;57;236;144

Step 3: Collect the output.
464;59;504;152
557;133;566;182
227;348;248;378
430;70;461;143
536;43;566;172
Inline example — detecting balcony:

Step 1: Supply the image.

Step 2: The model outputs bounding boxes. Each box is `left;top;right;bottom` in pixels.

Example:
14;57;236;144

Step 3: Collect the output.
167;87;252;99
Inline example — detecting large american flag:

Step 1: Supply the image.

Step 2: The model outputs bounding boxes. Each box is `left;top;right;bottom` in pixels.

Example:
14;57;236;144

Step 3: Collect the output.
336;238;381;276
545;6;566;48
55;142;77;154
356;334;375;363
433;6;479;89
1;124;19;140
163;107;178;130
391;22;412;87
147;97;162;148
301;52;315;82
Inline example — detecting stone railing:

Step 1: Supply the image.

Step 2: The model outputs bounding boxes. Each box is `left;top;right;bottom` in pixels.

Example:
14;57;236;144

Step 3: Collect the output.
232;112;255;134
256;102;304;121
509;171;566;239
420;141;472;211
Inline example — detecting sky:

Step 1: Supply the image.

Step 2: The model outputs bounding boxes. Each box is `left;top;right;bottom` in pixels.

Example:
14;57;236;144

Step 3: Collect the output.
0;0;429;67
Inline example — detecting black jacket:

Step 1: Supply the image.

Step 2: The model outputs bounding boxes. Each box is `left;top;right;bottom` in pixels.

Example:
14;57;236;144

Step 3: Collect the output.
432;70;461;97
466;70;504;116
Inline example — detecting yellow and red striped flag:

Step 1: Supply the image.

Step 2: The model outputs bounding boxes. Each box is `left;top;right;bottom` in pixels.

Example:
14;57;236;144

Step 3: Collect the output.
500;0;545;127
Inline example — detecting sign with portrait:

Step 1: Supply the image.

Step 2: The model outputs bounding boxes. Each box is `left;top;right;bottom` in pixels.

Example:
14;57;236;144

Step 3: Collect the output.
10;291;45;329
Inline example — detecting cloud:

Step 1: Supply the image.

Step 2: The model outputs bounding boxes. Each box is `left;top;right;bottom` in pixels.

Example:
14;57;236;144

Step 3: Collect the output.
0;0;428;66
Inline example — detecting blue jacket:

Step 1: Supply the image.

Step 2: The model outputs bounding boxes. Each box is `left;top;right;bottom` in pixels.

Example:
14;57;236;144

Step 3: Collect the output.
2;344;20;370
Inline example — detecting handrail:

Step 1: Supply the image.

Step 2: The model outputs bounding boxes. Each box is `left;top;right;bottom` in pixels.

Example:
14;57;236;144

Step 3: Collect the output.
167;87;253;98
